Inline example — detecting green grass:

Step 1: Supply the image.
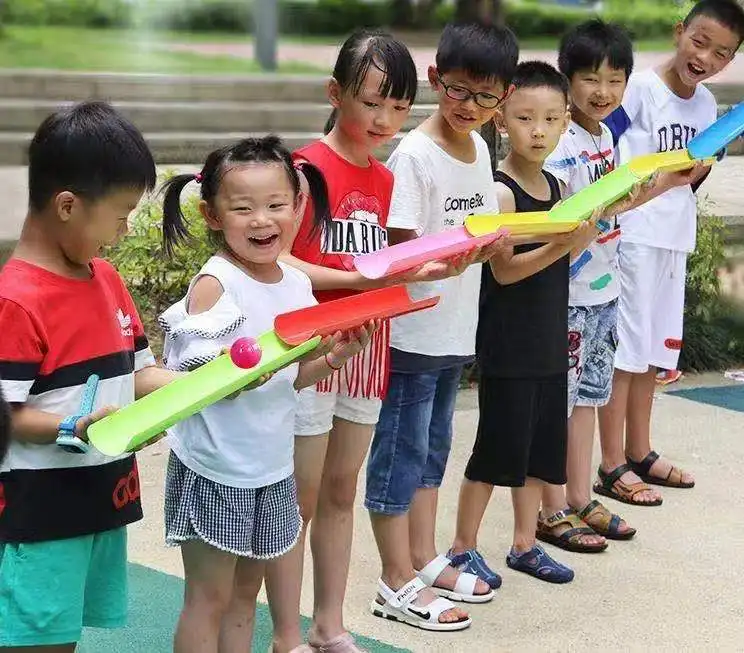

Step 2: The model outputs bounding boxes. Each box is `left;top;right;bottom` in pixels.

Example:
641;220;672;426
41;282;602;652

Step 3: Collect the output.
0;25;674;76
0;26;324;74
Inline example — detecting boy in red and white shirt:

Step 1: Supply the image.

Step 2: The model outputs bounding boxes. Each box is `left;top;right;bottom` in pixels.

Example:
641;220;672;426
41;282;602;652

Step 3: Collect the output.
0;101;178;649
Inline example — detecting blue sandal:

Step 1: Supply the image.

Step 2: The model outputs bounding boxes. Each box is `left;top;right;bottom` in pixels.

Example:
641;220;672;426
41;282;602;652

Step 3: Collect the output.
506;545;574;584
447;548;502;589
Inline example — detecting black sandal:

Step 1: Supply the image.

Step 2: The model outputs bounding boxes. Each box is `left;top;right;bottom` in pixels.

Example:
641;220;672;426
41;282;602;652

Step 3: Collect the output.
593;463;663;507
626;451;695;489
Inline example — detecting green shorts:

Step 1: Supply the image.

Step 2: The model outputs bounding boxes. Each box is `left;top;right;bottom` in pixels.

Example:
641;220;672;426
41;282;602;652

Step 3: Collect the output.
0;527;128;647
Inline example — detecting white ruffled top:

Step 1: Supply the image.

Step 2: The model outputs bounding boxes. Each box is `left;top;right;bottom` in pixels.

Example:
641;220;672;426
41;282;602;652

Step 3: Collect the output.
160;256;316;489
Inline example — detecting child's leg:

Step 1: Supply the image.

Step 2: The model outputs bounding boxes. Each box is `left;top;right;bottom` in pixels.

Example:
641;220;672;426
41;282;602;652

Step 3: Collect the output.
308;400;377;645
409;365;488;597
265;435;328;652
597;243;662;503
511;478;544;553
174;541;237;653
624;248;694;486
219;557;266;653
450;479;493;554
366;370;467;625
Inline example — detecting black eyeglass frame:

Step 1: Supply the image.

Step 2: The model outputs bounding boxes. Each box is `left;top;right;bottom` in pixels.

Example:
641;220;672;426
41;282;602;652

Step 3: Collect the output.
437;75;511;109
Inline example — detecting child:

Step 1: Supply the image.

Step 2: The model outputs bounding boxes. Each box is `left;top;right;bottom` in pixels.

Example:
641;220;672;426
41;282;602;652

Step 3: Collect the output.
265;30;486;651
448;61;601;585
599;0;743;503
539;19;639;549
364;22;518;631
158;136;375;653
0;101;180;650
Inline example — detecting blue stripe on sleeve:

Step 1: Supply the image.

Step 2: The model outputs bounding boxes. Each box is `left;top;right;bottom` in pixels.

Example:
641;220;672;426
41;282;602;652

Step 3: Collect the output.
603;106;631;147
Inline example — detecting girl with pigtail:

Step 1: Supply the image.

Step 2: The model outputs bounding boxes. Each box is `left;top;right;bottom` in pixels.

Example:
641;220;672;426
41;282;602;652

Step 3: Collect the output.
264;29;477;653
156;136;376;653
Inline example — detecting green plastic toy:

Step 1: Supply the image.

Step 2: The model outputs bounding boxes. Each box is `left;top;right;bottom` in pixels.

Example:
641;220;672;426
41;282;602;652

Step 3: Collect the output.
87;331;320;456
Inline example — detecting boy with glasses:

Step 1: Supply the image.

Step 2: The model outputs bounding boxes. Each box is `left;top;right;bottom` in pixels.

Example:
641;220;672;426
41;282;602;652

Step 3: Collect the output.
365;21;518;632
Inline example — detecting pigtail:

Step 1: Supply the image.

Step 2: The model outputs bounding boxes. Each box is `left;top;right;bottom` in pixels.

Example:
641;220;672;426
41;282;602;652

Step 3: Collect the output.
161;173;198;258
0;384;9;465
297;161;332;241
323;109;337;135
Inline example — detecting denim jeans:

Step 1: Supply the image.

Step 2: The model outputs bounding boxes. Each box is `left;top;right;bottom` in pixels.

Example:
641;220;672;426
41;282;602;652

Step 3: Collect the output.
364;364;463;515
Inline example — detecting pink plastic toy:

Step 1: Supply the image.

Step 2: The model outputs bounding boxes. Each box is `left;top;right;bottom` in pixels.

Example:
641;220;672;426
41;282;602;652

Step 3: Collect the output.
353;227;500;280
230;337;263;369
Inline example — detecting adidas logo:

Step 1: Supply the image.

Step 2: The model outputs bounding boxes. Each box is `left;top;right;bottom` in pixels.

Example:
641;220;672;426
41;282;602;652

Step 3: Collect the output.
117;309;133;336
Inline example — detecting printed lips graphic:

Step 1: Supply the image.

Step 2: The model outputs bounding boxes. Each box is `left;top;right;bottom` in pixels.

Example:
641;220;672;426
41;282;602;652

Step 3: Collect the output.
337;191;382;224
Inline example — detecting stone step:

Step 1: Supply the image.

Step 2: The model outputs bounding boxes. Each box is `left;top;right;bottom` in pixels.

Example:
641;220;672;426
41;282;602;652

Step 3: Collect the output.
0;99;436;134
0;131;404;166
0;69;738;106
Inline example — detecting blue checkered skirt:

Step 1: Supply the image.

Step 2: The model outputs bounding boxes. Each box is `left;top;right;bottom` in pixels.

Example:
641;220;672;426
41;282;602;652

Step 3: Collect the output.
164;452;301;558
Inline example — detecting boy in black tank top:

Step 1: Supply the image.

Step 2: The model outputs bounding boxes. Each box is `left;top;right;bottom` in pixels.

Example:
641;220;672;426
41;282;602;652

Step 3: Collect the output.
447;62;602;586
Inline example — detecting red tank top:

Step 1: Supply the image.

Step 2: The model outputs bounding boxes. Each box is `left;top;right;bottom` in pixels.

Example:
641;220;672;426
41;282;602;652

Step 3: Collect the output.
291;141;393;399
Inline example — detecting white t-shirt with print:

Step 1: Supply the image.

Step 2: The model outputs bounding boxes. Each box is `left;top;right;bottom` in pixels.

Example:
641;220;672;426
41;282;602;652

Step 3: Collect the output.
385;129;498;357
613;69;718;253
545;120;620;306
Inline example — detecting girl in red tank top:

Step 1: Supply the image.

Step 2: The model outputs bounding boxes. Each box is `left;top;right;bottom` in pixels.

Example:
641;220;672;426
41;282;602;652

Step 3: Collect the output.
265;30;419;653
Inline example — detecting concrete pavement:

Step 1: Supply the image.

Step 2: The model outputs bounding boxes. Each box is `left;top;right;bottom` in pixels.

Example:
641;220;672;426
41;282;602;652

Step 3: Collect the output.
128;377;744;651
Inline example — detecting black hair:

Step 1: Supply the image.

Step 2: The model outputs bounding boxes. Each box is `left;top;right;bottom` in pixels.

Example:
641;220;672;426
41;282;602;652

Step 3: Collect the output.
161;136;302;257
511;61;570;104
558;19;634;80
310;29;417;239
684;0;744;45
323;29;418;134
28;100;156;212
0;385;9;465
436;21;519;84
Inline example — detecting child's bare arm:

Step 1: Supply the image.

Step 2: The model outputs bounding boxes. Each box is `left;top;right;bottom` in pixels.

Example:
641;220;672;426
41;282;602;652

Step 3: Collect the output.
134;366;184;399
295;322;377;390
9;404;114;445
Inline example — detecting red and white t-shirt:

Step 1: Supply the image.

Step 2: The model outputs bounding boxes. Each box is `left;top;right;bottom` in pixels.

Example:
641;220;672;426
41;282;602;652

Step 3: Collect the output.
0;258;156;542
291;141;392;399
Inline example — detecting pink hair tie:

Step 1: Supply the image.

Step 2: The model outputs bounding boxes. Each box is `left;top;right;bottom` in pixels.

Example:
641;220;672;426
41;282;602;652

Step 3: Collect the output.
195;173;203;183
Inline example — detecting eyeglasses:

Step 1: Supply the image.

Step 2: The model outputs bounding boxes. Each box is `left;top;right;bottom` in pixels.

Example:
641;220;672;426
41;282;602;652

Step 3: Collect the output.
437;75;510;109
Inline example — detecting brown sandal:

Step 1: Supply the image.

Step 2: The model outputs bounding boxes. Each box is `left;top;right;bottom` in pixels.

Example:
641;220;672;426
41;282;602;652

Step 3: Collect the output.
576;499;636;541
536;509;608;553
626;451;695;488
594;463;663;507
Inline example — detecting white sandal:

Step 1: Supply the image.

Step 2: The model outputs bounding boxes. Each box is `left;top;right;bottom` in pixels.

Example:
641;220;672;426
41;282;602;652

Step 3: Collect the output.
370;577;471;632
415;554;494;604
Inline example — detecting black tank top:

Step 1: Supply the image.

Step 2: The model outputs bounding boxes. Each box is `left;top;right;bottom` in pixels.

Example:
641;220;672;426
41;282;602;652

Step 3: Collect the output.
476;170;569;378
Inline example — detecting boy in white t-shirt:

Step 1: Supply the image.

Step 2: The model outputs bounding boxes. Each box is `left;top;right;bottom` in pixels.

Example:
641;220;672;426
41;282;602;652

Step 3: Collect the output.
540;19;640;549
365;21;518;631
599;0;743;502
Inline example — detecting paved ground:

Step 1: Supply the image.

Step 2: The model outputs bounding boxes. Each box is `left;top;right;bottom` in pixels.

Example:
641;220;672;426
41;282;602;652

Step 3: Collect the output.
1;156;742;243
168;42;744;85
122;375;744;652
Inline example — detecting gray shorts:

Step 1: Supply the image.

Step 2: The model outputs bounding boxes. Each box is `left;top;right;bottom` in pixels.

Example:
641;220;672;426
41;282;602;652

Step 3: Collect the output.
567;299;618;414
164;452;301;559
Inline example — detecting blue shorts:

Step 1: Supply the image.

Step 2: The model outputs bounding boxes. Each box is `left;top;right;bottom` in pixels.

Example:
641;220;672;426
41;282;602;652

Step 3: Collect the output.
0;527;128;647
568;299;618;414
365;364;463;515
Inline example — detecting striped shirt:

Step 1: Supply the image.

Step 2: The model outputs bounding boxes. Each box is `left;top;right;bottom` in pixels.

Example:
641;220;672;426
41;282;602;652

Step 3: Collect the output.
0;258;155;542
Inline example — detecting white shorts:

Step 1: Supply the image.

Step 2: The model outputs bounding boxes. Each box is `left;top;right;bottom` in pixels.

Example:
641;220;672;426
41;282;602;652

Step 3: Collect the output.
295;387;382;436
615;241;687;373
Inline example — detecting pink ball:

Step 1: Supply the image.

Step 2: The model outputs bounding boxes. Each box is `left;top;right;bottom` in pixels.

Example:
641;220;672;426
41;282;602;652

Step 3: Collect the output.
230;337;262;369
